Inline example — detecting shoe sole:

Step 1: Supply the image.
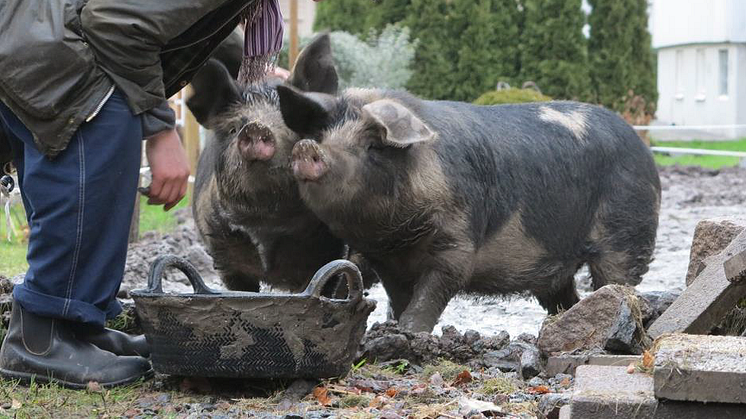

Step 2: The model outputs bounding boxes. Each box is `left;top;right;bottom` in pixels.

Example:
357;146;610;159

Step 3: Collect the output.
0;367;154;390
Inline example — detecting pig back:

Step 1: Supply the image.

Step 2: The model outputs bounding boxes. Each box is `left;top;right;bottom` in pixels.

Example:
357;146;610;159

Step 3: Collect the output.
416;100;660;251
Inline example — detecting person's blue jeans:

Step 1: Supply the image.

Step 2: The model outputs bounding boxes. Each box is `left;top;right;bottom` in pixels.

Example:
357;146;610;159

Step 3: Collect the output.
0;91;142;327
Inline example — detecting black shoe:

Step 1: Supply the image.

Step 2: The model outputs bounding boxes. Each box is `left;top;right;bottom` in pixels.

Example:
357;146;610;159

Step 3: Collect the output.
0;303;153;389
76;327;151;358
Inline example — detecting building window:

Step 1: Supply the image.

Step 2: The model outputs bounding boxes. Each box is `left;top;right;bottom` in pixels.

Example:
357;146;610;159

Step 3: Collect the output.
695;48;706;101
719;49;729;97
675;49;684;99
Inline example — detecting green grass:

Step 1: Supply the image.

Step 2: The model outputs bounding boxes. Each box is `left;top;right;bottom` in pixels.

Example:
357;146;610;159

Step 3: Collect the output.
0;195;189;277
652;138;746;169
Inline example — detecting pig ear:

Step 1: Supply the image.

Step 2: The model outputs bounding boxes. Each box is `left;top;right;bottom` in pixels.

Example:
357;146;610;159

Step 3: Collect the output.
277;85;333;138
186;59;242;128
288;33;339;94
362;100;436;148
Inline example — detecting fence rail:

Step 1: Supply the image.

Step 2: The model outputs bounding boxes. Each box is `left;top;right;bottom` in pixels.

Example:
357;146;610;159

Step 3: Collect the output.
633;124;746;131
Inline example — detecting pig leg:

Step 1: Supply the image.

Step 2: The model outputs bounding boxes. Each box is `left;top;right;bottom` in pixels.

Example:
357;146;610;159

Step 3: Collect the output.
381;278;415;321
533;276;580;314
397;251;474;333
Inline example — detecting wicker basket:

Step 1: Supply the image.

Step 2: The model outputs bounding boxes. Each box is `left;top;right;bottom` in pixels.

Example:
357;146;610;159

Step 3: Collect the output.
131;255;375;379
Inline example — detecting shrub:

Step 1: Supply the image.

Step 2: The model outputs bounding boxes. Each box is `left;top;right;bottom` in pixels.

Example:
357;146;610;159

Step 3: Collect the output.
278;26;417;91
474;88;552;105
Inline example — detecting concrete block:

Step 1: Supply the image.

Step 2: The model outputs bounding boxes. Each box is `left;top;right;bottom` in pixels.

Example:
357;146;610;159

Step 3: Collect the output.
654;334;746;404
686;217;746;286
649;229;746;338
570;365;657;418
546;354;640;376
570;365;746;418
559;405;571;419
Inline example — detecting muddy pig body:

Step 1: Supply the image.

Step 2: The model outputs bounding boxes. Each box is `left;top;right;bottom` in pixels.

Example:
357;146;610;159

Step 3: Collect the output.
187;34;348;293
278;87;661;332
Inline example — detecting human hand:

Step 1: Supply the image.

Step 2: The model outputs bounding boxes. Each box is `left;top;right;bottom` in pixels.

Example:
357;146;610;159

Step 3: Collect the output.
144;128;190;211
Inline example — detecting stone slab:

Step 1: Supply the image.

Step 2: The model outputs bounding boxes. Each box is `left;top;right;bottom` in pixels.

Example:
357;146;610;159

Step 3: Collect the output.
654;333;746;404
724;249;746;283
559;405;571;419
570;365;746;418
546;354;640;376
649;229;746;338
538;285;649;356
686;217;746;286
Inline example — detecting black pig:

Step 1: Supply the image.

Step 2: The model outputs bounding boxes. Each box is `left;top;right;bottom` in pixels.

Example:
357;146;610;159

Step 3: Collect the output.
186;34;349;293
278;87;661;332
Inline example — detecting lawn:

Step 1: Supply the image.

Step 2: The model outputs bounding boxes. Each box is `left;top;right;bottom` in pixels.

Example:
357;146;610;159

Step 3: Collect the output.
651;138;746;169
0;194;189;278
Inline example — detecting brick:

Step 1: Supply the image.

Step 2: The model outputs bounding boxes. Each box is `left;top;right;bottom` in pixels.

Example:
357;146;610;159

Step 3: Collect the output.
648;229;746;338
569;365;746;418
654;334;746;404
686;217;746;286
546;354;640;376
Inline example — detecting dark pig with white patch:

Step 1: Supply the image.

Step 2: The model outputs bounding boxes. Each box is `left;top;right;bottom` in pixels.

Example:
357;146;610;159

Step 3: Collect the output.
278;87;661;333
186;34;349;293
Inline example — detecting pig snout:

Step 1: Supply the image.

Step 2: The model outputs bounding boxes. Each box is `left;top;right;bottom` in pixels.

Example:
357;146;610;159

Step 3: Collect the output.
292;139;329;181
237;123;276;161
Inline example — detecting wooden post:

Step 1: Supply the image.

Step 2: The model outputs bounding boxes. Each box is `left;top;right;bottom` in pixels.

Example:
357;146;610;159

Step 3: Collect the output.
182;86;201;204
288;0;299;69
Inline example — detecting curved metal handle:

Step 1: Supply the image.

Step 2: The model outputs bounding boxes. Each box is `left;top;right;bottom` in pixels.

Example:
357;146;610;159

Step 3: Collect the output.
303;259;364;302
0;175;13;193
146;255;216;295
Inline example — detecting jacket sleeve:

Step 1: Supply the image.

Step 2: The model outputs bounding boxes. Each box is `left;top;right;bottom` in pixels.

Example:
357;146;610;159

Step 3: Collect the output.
79;0;237;119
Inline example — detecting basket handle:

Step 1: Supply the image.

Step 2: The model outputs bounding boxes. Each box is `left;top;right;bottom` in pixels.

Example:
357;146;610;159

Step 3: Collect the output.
146;255;216;295
304;259;363;302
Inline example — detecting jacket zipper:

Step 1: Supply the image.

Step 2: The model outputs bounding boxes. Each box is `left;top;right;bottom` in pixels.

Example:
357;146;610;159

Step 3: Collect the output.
86;85;115;123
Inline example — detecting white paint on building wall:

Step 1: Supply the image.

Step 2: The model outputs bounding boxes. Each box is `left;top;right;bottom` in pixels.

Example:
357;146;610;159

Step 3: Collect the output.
652;0;746;137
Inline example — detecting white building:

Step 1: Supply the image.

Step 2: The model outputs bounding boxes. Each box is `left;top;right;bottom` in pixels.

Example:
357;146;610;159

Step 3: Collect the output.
279;0;317;38
652;0;746;137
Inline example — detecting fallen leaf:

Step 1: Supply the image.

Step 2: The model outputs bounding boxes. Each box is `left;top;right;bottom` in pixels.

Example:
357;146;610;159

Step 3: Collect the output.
457;397;502;416
385;387;399;398
452;370;473;387
11;399;21;409
528;385;551;394
560;376;572;387
369;396;385;409
642;350;654;370
313;386;332;406
86;381;102;393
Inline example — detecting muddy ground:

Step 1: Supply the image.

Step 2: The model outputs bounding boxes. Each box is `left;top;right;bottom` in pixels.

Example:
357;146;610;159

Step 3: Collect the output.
120;164;746;337
2;164;742;418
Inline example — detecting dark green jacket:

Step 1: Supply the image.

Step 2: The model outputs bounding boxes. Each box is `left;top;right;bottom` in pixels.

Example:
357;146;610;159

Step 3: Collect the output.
0;0;253;167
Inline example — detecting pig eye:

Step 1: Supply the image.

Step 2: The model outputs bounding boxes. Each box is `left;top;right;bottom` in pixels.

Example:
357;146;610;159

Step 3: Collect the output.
367;141;385;152
229;127;238;135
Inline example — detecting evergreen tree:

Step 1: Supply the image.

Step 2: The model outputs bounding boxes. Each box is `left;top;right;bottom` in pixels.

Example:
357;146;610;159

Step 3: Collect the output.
588;0;657;113
519;0;590;100
313;0;370;34
628;0;657;115
404;0;458;99
587;0;632;110
453;0;521;101
364;0;411;30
